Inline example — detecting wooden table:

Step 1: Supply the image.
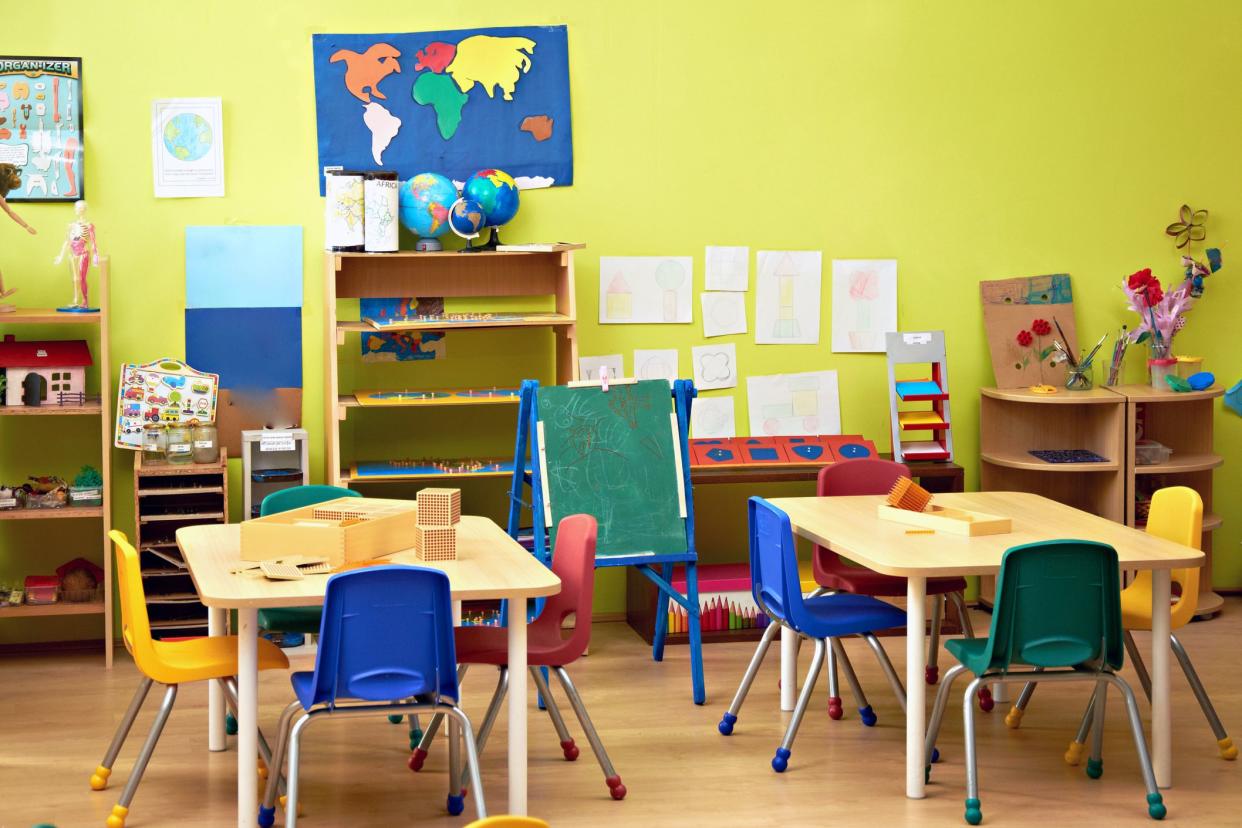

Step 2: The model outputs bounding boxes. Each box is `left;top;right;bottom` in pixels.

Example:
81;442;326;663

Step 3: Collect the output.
177;515;561;825
766;491;1203;799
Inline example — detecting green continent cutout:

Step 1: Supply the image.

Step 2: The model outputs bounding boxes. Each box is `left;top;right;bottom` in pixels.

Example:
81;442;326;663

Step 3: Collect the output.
413;72;469;140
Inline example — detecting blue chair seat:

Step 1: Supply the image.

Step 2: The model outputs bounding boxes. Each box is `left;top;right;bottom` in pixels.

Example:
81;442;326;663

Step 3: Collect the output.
801;593;907;639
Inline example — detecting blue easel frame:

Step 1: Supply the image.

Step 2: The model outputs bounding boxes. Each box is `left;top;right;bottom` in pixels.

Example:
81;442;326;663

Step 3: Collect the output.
507;378;706;705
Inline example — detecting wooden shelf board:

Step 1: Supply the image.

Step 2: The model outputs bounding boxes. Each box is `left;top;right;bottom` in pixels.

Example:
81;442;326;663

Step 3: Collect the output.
139;511;225;523
0;600;106;618
0;308;102;325
339;313;573;335
1133;453;1223;475
339;390;521;410
0;401;103;416
343;467;512;484
1204;513;1222;532
981;386;1123;404
898;411;948;430
0;506;103;521
332;244;583;261
137;486;225;497
1109;384;1223;403
981;452;1120;472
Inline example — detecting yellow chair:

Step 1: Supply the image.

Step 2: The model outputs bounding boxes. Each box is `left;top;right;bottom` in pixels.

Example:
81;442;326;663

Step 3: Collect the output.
1006;487;1236;762
90;530;290;828
465;818;551;828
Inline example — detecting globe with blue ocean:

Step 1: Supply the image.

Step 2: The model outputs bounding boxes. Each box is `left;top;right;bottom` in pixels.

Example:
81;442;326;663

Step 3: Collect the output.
163;113;213;162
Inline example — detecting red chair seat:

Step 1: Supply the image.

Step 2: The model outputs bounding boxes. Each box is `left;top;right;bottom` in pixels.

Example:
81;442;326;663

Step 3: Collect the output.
454;623;579;668
813;550;966;597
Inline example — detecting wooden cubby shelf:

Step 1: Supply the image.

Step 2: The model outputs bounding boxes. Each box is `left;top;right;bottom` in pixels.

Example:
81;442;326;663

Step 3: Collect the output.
0;400;103;416
0;506;105;521
0;600;107;618
0;308;102;325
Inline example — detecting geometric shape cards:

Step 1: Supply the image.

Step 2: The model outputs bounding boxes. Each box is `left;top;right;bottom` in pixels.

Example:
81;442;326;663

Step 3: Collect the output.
599;256;693;324
692;342;737;390
831;258;897;353
980;274;1077;389
705;245;748;291
701;292;747;338
746;370;840;436
690;395;735;439
633;348;679;384
185;226;303;308
755;250;821;344
184;307;302;389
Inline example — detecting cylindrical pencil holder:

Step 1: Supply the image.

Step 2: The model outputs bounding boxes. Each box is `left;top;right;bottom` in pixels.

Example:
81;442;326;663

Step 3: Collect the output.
1066;362;1094;391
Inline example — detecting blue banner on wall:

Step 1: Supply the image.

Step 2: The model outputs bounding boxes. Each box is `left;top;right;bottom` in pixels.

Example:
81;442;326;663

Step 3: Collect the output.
311;25;573;193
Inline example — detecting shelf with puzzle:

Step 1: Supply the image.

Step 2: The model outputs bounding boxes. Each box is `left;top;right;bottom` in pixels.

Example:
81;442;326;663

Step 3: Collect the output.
326;244;582;487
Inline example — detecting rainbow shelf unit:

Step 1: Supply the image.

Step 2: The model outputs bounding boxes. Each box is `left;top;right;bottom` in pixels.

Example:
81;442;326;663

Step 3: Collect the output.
886;330;954;463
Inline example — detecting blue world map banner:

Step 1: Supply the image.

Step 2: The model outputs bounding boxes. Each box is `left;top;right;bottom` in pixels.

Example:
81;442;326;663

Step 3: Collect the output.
311;25;573;193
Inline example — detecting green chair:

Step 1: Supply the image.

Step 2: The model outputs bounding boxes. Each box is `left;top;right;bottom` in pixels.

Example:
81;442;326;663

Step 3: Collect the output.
924;539;1165;825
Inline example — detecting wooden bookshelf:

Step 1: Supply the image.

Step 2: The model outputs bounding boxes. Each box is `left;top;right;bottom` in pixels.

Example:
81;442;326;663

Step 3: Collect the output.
0;259;113;666
325;248;580;488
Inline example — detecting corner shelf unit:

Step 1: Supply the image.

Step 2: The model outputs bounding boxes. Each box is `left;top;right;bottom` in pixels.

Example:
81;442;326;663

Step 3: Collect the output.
133;450;228;639
0;260;112;666
324;246;581;488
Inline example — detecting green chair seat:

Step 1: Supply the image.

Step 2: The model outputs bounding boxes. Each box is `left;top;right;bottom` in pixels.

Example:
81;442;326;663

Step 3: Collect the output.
258;607;323;634
944;637;989;674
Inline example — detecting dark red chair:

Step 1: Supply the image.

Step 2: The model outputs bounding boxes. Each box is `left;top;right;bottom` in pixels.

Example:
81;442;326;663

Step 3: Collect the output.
811;458;993;713
409;514;626;801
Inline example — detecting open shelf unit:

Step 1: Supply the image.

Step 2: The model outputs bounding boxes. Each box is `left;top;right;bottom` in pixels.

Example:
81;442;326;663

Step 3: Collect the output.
0;259;113;666
325;246;581;487
133;450;228;639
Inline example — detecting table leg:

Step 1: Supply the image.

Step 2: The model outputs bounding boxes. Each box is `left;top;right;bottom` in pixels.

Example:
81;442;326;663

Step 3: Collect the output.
1151;569;1171;788
508;597;529;815
208;607;226;752
237;608;258;828
906;576;927;799
780;626;797;712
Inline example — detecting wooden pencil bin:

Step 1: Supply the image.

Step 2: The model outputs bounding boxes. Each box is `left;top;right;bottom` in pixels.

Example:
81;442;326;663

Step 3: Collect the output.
877;503;1012;536
240;497;417;567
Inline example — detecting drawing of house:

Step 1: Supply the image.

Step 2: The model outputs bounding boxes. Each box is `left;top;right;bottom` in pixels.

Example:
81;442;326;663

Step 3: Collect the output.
0;335;92;406
605;272;633;320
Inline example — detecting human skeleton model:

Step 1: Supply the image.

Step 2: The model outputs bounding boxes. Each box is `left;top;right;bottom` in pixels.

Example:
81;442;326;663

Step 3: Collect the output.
0;162;37;312
53;199;100;310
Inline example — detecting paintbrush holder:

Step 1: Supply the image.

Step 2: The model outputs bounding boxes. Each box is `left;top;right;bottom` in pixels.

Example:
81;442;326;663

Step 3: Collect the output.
1065;361;1094;391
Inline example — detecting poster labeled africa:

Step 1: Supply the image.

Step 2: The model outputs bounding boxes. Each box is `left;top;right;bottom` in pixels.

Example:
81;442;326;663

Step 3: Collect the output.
0;56;83;202
311;25;572;193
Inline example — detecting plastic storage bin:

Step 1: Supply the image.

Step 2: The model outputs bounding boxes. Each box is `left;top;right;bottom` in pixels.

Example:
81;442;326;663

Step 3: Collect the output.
1135;439;1172;466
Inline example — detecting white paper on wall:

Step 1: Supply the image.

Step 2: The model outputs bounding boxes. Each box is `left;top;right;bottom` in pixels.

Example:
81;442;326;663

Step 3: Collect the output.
755;251;821;345
578;354;625;382
746;370;841;436
599;256;693;324
700;292;747;338
633;348;679;385
691;342;737;390
691;395;736;438
832;259;898;353
705;245;749;291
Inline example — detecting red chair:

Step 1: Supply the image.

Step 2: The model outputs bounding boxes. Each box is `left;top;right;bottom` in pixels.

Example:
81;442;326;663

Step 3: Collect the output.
812;459;993;714
410;514;626;801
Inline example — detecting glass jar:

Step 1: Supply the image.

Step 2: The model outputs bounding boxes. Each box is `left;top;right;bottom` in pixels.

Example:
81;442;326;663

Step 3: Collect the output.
165;424;193;464
142;424;167;465
1065;361;1094;391
1148;358;1178;391
191;420;220;464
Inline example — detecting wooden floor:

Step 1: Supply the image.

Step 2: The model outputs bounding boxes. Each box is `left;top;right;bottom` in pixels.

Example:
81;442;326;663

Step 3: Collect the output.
7;600;1242;827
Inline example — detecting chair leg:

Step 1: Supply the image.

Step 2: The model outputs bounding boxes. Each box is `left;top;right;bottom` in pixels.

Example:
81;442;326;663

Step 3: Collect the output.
719;619;781;735
553;666;626;799
530;665;578;759
1171;633;1238;760
1086;679;1108;779
927;595;944;685
832;637;876;726
1103;673;1167;820
408;663;470;771
106;684;178;828
862;632;907;713
772;638;827;773
1065;689;1097;766
948;590;975;639
258;700;302;828
447;712;465;815
452;667;510;798
1005;670;1042;729
283;713;316;828
924;663;968;773
826;636;843;720
444;706;488;820
1124;629;1153;701
91;676;154;791
407;714;424;749
962;676;984;826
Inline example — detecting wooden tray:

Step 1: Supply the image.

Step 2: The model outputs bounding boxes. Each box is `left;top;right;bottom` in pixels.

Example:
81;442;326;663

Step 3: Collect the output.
240;497;417;566
877;503;1011;536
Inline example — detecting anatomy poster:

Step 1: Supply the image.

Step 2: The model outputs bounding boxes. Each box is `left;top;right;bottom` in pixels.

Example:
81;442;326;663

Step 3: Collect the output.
0;56;83;202
831;259;897;353
599;256;693;324
746;370;841;436
152;98;225;198
755;251;821;344
311;26;573;191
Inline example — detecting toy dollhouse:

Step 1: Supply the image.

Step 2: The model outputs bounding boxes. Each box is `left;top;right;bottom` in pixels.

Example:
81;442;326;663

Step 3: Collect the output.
0;334;92;406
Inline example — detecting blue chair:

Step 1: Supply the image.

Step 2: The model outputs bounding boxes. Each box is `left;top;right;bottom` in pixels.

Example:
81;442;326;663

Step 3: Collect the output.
718;497;908;773
923;540;1165;824
258;565;485;826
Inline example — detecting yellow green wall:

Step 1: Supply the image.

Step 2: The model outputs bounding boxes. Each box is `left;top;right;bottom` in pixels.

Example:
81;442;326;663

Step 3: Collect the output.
5;1;1242;644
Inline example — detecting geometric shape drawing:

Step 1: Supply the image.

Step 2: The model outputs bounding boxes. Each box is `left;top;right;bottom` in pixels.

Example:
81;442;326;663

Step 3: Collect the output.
832;259;897;353
691;342;737;390
746;370;840;436
599;256;693;324
185;226;304;309
700;292;747;338
690;395;736;439
579;354;624;382
705;245;749;291
755;250;821;344
311;26;573;192
633;348;679;385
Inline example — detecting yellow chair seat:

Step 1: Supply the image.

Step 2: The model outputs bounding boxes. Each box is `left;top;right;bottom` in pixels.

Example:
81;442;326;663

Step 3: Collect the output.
142;635;289;685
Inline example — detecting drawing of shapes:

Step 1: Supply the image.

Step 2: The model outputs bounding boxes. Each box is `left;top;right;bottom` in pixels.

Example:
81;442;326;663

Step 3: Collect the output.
579;353;624;382
705;245;749;291
746;370;840;436
599;256;694;324
654;259;688;322
692;343;737;391
831;259;897;353
691;395;736;439
701;292;747;337
755;250;821;344
604;273;633;320
633;349;679;385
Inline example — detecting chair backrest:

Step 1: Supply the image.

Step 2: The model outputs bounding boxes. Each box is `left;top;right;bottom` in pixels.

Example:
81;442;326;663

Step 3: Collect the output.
1138;485;1203;628
310;565;459;706
814;458;910;567
109;530;158;675
531;514;597;659
982;539;1124;671
260;484;361;517
748;497;812;630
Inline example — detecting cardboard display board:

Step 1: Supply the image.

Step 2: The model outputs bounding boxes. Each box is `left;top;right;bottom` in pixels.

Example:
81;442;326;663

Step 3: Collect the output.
980;274;1078;388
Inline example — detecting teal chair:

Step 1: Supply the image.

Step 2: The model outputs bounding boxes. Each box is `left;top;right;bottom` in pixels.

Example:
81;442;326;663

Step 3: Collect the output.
924;540;1165;825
